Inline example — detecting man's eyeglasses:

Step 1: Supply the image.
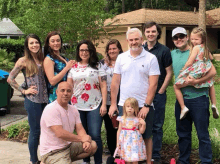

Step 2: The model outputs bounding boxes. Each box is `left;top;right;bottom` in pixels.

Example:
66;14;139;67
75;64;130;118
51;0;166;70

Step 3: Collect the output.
172;34;186;41
79;49;89;52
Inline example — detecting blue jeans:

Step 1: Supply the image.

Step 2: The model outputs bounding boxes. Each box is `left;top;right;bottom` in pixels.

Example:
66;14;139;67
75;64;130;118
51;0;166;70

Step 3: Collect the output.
24;97;47;163
79;105;103;164
175;95;212;164
152;92;166;159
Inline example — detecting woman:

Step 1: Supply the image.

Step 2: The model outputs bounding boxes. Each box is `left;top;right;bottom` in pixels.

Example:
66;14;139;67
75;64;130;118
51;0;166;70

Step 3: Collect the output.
67;40;107;164
43;31;75;103
7;34;48;164
100;39;123;156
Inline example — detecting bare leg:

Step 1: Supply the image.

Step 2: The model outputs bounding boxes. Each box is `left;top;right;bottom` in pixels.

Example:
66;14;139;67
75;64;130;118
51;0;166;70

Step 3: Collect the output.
72;141;97;161
173;84;185;110
209;85;219;119
144;137;153;164
132;162;138;164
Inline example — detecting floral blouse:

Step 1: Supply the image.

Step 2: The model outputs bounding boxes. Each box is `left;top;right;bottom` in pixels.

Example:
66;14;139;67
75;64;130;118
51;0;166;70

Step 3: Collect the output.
67;62;106;111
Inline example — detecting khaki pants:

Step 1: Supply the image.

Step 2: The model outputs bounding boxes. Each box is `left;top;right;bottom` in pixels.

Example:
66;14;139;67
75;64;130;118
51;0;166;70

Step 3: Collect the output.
41;142;84;164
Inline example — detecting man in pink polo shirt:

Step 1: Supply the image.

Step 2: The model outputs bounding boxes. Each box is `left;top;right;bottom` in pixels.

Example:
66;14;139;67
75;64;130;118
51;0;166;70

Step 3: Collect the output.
40;82;97;164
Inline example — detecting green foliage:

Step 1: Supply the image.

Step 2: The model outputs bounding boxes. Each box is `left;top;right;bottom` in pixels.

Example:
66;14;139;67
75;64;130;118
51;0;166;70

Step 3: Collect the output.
210;128;220;159
0;0;114;47
6;120;29;139
0;49;15;70
0;39;24;57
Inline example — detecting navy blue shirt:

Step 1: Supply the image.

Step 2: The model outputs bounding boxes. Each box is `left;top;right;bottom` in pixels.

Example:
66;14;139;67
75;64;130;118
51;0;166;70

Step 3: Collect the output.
143;42;172;92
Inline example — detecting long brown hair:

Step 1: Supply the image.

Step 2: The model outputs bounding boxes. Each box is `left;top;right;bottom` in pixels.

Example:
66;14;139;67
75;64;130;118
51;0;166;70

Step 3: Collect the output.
44;31;63;61
104;39;123;66
190;27;209;61
24;34;44;77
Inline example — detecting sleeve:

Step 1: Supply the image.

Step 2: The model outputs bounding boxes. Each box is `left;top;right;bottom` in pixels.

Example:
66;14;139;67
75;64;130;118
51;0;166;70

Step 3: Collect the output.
46;54;54;61
74;107;81;124
43;106;62;128
116;116;122;122
149;56;160;76
163;48;172;68
98;63;107;77
113;55;121;74
67;68;73;78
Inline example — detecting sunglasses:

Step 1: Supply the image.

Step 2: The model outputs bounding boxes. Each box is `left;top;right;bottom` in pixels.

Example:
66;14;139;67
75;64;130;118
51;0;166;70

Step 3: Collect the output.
172;34;186;41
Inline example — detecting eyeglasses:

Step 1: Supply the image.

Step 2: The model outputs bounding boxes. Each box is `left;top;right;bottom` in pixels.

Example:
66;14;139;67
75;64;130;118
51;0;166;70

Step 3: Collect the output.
79;49;89;52
172;34;186;41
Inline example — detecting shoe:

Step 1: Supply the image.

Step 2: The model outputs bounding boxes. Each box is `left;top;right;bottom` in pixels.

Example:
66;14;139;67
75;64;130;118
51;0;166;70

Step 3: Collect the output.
212;104;219;119
180;106;189;120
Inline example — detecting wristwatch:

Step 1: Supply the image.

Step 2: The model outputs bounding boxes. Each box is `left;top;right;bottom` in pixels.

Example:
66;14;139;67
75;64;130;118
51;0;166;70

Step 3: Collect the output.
144;103;152;108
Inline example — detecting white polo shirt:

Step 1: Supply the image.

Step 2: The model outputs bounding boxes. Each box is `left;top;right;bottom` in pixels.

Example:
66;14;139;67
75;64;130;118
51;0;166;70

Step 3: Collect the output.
114;48;160;107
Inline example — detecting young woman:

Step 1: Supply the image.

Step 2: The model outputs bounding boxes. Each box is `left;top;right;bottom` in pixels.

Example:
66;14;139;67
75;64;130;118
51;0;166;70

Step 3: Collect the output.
7;34;48;164
43;31;75;103
67;40;107;164
100;39;123;156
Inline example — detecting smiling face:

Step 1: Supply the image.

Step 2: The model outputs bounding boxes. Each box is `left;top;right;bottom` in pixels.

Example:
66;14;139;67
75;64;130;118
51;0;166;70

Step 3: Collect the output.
28;38;40;54
79;44;90;63
190;33;202;47
56;82;73;105
108;44;120;61
144;25;159;43
49;35;61;52
127;32;143;51
172;33;189;51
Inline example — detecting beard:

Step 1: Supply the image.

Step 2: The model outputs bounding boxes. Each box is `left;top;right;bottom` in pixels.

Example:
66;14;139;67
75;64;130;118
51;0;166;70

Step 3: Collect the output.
130;43;142;51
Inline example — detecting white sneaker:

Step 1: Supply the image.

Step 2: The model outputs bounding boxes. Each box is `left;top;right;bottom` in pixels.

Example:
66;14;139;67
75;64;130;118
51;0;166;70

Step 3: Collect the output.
180;106;189;120
212;104;219;119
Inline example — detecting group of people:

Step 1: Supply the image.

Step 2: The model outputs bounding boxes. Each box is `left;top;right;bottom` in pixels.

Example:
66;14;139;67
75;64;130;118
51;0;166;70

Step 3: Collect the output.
7;21;218;164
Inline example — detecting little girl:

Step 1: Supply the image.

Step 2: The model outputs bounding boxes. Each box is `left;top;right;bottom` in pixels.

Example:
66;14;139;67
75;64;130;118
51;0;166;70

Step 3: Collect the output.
174;27;219;120
116;97;146;164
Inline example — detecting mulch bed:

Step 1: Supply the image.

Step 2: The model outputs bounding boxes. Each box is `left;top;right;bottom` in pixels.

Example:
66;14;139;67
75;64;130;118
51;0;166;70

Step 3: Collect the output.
0;130;220;164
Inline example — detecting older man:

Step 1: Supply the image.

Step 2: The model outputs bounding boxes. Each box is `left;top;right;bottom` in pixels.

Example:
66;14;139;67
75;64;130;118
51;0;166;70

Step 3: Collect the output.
40;82;97;164
109;28;160;164
171;27;216;164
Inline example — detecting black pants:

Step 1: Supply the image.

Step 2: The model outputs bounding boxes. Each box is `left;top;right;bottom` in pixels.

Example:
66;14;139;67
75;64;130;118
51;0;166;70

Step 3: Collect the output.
103;105;118;156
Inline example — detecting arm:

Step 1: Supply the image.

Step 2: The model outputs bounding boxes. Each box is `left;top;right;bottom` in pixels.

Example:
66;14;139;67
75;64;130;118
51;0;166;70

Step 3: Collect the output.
50;124;91;143
138;118;146;134
116;121;122;147
109;73;121;118
187;63;216;85
98;75;107;117
138;75;159;119
182;46;199;70
209;52;214;60
158;65;173;94
44;57;75;86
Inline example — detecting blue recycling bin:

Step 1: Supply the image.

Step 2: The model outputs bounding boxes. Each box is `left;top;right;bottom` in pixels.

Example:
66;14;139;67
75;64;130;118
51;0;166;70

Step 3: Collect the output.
0;69;13;114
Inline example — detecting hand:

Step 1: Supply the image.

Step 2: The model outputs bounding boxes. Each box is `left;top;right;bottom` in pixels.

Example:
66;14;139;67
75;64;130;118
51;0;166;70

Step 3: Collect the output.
65;60;76;70
83;142;91;152
25;85;38;95
108;104;118;118
142;40;147;46
81;135;92;143
158;89;165;94
100;104;107;117
138;118;146;126
138;106;149;119
186;75;196;86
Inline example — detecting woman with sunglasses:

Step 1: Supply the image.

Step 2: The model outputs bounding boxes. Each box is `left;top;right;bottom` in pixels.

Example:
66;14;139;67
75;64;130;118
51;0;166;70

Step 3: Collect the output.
7;34;48;164
67;40;107;164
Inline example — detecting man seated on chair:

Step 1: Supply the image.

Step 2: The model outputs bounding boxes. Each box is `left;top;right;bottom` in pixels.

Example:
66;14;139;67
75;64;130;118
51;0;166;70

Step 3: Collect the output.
39;82;97;164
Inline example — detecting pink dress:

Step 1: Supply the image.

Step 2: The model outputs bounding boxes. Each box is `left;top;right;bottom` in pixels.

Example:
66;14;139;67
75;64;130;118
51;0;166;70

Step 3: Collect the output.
175;45;213;88
117;116;146;162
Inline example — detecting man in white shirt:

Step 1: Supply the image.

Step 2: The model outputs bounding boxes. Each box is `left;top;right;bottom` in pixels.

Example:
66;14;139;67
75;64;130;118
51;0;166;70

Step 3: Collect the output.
109;28;160;164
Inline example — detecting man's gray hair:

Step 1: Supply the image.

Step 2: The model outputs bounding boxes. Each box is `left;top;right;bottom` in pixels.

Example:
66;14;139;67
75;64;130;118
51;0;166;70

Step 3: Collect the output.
126;28;142;39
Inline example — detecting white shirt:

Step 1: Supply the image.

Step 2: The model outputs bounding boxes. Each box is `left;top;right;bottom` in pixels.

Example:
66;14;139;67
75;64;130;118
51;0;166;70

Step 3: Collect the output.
114;48;160;107
67;63;106;111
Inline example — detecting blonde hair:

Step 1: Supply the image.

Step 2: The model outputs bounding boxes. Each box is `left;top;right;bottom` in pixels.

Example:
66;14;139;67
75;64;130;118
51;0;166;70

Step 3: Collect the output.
122;97;139;118
190;27;210;61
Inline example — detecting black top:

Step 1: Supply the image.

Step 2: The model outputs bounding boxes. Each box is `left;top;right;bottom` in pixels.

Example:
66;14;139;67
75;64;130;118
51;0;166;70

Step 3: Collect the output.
143;42;172;92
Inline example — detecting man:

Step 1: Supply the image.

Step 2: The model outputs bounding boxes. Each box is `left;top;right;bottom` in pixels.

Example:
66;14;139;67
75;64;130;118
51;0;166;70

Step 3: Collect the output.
109;28;160;164
143;21;173;163
171;27;216;164
40;82;97;164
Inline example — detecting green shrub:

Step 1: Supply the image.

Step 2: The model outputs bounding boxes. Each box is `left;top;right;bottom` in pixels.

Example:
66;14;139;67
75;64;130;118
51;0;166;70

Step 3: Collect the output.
210;128;220;159
0;49;15;70
0;39;24;61
7;124;19;138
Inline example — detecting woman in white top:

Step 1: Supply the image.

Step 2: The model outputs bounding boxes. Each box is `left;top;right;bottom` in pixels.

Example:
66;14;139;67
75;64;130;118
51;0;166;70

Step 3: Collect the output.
100;39;123;156
67;40;107;164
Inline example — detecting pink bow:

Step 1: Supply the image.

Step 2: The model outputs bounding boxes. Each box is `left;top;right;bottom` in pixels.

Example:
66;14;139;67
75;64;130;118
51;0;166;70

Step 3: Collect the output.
115;159;125;164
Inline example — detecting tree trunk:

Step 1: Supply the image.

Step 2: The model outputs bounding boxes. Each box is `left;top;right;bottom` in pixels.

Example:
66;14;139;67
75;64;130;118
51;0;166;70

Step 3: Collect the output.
122;0;125;13
135;0;139;10
198;0;206;31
